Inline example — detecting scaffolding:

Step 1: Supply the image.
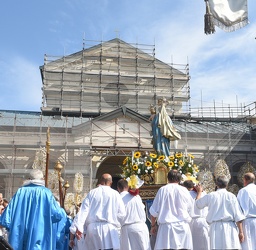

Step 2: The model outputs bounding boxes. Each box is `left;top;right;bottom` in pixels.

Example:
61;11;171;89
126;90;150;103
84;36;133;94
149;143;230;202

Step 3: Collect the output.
0;101;255;198
0;39;255;199
40;38;190;117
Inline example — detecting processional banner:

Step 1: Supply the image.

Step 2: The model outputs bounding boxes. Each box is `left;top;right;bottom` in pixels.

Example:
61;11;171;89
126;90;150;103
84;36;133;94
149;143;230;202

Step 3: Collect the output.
209;0;248;32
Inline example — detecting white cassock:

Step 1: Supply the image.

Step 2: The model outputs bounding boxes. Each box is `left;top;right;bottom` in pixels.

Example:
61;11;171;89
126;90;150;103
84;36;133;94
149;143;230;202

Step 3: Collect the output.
189;190;210;250
196;188;245;250
149;183;193;250
120;191;151;250
237;183;256;250
73;185;126;250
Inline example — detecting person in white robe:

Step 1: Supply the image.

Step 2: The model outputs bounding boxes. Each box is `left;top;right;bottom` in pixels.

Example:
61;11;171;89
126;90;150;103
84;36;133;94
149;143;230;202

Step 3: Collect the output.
149;169;193;250
195;175;245;250
183;180;210;250
117;179;151;250
237;172;256;250
72;173;126;250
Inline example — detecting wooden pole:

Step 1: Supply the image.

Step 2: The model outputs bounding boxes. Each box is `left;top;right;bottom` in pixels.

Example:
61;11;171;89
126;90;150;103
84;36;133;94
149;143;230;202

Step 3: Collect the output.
58;172;63;207
55;161;65;208
63;181;70;208
45;127;50;187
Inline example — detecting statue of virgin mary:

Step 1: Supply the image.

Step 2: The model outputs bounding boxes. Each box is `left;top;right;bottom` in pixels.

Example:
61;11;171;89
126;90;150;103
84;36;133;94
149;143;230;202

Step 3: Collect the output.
149;98;181;156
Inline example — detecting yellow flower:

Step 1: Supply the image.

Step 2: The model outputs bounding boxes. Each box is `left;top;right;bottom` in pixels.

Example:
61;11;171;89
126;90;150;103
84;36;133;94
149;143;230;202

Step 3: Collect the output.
132;164;138;171
168;161;174;167
193;164;199;172
123;157;128;165
188;153;195;159
175;152;183;158
153;162;159;168
179;160;184;166
134;151;141;158
150;153;157;158
128;174;138;189
145;161;152;167
158;155;165;161
169;155;175;160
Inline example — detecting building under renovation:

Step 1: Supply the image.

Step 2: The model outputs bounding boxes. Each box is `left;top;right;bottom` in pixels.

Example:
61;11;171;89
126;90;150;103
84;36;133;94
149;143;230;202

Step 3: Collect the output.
0;38;255;206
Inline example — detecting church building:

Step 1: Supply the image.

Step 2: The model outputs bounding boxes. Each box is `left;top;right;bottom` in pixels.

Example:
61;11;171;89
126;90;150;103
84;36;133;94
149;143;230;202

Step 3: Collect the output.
0;38;255;208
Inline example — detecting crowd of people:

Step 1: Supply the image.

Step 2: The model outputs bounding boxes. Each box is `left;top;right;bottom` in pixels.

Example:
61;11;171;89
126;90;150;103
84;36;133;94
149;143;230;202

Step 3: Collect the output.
0;168;255;250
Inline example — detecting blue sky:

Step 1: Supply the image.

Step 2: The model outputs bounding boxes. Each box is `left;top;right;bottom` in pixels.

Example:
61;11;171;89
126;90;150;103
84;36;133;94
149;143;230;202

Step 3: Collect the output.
0;0;255;112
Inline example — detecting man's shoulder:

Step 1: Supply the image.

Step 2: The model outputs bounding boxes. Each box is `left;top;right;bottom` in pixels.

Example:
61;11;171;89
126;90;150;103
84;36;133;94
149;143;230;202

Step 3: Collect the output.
20;183;45;190
157;183;179;193
90;185;119;195
157;184;168;191
20;184;54;198
246;183;256;190
239;183;256;193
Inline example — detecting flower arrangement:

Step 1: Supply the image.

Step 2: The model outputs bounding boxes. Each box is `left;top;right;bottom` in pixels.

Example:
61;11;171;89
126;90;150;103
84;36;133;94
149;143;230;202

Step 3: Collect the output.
168;152;199;181
120;151;199;184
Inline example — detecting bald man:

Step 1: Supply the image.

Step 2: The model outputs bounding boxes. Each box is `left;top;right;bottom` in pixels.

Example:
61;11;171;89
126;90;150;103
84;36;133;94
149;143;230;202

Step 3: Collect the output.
73;173;126;250
237;172;256;250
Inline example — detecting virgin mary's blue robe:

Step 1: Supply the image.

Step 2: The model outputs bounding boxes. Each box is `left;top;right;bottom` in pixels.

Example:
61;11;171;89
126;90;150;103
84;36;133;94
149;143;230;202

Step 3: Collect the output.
151;104;181;156
0;182;63;250
151;113;171;156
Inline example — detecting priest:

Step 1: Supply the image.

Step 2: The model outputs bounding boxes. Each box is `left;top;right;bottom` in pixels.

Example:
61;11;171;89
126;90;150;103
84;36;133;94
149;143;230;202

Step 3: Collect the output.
0;169;63;250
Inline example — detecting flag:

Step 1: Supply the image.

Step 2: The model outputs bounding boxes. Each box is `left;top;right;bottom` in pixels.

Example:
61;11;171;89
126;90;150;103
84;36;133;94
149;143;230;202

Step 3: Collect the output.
204;0;248;34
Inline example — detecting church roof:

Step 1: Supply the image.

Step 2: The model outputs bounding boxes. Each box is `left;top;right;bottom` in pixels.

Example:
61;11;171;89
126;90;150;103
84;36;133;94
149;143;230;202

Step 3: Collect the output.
40;38;183;75
92;106;149;123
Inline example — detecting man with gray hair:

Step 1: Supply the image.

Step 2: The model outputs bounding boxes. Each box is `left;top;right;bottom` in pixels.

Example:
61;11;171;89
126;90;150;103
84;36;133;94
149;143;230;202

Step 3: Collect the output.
0;168;64;250
195;175;245;250
237;172;256;250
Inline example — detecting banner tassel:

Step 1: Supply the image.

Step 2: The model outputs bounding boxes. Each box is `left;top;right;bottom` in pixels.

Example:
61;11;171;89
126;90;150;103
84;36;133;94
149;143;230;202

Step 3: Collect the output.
204;0;215;35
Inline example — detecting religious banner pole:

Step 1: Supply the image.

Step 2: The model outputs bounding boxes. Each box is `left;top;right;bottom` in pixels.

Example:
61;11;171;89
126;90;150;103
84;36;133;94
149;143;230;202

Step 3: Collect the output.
204;0;248;35
204;0;215;35
45;127;50;187
54;161;64;207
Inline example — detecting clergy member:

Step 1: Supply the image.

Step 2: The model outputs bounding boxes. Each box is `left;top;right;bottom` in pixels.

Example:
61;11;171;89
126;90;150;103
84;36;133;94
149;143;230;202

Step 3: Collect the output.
117;178;151;250
195;175;245;250
149;169;193;249
73;173;126;250
237;172;256;250
0;169;63;250
183;180;210;250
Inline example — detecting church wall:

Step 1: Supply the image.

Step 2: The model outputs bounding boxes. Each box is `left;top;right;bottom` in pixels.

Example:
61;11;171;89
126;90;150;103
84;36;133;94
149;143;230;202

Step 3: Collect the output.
0;112;255;200
1;39;256;201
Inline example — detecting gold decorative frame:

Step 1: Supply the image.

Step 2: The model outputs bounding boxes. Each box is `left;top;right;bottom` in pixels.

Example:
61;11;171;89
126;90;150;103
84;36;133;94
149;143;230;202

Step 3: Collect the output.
139;184;164;200
154;163;167;185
